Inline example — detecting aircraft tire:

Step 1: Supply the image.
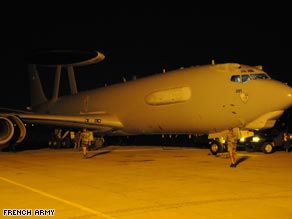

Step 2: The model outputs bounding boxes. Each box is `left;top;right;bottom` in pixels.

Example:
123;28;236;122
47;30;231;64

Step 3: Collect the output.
48;138;61;149
62;137;71;148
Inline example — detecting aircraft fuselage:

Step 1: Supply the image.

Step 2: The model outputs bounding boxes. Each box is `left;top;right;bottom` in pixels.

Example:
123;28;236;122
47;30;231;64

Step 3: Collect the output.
33;63;292;136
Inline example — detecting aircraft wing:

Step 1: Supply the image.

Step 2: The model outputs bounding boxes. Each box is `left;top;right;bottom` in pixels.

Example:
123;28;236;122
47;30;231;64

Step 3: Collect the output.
19;112;123;132
0;109;124;145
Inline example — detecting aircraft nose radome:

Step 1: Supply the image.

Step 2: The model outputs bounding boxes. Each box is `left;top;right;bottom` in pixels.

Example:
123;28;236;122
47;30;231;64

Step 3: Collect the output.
269;81;292;110
283;83;292;107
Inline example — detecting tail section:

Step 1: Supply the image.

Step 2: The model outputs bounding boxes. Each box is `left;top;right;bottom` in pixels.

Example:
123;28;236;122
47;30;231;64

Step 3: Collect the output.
28;64;48;107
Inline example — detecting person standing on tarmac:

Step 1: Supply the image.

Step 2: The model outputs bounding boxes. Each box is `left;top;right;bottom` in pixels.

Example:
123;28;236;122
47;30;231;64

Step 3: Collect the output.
74;131;81;150
226;127;238;168
80;128;91;159
283;131;291;153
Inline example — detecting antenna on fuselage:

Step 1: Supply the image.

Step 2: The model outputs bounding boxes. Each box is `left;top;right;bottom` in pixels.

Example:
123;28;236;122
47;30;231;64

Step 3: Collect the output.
52;64;78;100
29;50;105;101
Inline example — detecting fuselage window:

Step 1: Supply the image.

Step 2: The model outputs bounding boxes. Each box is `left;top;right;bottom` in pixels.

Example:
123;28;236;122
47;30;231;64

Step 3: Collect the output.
231;75;241;83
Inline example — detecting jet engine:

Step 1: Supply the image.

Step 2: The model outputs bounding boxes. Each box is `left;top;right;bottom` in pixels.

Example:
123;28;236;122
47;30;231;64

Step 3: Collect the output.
0;115;26;148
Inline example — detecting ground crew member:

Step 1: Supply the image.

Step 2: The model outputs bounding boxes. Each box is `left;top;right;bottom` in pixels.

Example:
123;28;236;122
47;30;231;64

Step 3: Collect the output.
81;128;91;159
226;127;238;168
74;131;81;150
283;131;291;153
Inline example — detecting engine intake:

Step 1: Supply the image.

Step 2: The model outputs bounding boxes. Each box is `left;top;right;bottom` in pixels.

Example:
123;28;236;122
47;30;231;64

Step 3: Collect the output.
0;115;26;148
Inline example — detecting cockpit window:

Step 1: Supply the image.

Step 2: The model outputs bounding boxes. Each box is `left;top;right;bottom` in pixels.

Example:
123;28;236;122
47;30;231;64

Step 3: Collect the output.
250;73;269;80
231;73;270;83
242;74;251;83
231;75;241;83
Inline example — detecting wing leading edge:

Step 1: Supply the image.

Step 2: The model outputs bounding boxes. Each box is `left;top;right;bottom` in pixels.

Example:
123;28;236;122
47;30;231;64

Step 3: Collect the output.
0;110;123;146
19;112;123;132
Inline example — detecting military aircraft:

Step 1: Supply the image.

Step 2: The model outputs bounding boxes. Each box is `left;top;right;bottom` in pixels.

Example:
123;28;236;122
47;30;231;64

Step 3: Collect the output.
1;50;292;154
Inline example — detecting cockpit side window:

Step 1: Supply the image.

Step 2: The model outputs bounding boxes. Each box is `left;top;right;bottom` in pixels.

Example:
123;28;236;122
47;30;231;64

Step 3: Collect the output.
231;75;241;83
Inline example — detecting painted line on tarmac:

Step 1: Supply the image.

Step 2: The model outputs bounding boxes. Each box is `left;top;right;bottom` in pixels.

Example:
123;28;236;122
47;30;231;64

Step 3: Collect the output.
67;147;201;154
236;152;261;157
0;176;115;219
112;147;201;152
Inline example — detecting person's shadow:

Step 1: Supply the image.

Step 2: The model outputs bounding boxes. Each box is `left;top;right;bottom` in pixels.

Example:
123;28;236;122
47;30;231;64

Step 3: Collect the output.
235;156;250;167
86;150;112;159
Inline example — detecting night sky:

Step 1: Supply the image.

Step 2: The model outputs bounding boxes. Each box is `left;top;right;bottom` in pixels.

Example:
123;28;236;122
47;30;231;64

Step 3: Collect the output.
1;7;291;109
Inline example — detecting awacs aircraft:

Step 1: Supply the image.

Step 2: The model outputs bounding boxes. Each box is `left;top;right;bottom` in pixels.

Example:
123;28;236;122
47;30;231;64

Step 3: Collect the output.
1;50;292;154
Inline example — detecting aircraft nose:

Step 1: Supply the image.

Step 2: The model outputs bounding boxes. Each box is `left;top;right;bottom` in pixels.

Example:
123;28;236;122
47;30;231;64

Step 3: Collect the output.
265;80;292;110
280;82;292;108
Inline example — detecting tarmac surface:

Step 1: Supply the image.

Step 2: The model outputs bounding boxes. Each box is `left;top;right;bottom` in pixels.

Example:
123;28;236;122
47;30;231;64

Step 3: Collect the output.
1;145;292;219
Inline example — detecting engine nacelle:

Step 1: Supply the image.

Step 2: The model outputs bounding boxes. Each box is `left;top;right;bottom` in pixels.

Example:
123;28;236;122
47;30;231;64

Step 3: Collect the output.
0;115;26;148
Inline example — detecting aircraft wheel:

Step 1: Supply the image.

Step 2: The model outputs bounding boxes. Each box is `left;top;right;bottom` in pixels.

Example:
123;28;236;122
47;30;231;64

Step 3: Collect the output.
95;137;105;147
261;142;274;154
50;139;61;149
209;140;224;155
62;137;71;148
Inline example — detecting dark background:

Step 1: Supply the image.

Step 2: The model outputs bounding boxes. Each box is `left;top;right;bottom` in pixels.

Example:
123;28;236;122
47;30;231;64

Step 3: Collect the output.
1;6;291;109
